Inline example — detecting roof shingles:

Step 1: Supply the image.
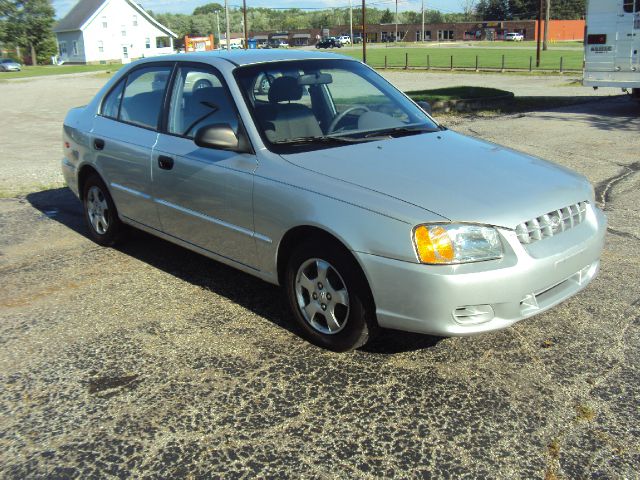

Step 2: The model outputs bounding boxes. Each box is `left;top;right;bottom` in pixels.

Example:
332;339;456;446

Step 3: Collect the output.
53;0;107;32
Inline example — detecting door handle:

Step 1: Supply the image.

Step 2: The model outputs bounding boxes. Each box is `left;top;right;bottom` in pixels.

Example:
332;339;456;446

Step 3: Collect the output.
94;138;105;150
158;155;174;170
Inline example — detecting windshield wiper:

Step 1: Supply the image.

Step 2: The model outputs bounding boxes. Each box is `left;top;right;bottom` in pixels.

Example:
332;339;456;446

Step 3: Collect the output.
363;126;440;139
272;135;369;146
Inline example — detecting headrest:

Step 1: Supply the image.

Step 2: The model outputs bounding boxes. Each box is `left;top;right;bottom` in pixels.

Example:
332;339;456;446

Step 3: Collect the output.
268;76;303;103
193;86;219;103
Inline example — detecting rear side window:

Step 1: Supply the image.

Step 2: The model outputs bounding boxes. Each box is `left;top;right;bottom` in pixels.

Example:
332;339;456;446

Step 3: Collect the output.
100;65;172;129
121;66;171;129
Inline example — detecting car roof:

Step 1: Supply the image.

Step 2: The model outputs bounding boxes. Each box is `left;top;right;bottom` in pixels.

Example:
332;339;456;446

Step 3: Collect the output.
137;49;355;68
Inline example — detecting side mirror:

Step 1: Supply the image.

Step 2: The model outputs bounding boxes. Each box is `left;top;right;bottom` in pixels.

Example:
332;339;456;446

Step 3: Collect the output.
194;123;251;153
417;100;432;115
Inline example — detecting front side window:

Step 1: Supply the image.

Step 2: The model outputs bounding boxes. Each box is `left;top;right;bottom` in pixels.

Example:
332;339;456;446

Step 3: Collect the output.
234;59;438;153
105;65;172;129
167;65;238;139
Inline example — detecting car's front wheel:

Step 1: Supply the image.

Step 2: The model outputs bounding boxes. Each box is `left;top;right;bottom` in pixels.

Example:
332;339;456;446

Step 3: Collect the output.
82;173;125;246
285;240;377;351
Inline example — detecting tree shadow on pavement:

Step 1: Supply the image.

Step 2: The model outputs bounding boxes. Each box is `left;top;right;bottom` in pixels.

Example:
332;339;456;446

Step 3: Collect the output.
26;187;441;354
503;95;640;132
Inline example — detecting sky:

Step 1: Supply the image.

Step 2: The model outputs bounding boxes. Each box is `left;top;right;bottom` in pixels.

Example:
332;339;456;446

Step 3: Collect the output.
52;0;462;19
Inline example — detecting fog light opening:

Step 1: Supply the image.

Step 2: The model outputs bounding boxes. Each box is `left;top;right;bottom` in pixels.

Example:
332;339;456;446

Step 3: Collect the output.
452;304;494;325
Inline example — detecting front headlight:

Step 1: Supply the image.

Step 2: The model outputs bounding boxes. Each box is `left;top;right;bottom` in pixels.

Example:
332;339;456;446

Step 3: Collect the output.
413;224;504;264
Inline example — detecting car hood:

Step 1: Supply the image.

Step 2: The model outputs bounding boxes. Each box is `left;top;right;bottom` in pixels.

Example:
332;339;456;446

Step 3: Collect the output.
280;130;593;228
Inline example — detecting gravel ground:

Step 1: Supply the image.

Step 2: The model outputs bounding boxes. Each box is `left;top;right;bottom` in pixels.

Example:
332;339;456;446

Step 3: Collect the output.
0;73;639;478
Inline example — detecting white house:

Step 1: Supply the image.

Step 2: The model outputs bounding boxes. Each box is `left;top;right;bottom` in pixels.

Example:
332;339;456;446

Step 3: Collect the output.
53;0;177;64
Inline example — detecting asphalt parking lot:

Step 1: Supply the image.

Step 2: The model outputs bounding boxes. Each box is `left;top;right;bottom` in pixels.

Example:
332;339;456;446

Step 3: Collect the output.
1;72;639;478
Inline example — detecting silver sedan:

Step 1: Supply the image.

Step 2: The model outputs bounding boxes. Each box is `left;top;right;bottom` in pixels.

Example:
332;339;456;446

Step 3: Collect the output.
0;58;21;72
61;50;606;351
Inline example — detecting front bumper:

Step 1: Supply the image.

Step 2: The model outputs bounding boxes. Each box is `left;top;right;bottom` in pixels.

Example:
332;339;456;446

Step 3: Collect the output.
357;205;606;336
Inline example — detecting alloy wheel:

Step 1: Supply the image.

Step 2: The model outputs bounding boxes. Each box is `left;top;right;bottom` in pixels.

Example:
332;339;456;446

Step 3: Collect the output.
295;258;350;334
86;185;110;235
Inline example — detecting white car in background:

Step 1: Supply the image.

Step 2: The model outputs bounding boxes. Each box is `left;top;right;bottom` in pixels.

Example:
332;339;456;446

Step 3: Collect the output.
337;35;351;45
505;32;524;41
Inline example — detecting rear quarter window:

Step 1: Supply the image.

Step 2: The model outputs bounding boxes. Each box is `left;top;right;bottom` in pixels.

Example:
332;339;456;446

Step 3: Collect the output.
101;79;125;119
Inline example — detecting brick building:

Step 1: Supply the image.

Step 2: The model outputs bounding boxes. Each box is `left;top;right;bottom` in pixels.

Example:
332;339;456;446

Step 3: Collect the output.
248;19;584;45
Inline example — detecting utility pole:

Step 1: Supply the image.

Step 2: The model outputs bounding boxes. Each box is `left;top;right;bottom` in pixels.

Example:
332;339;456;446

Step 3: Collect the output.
224;0;231;51
215;12;221;48
395;0;398;42
536;0;543;66
243;0;248;49
349;0;353;46
362;0;367;63
543;0;550;51
421;0;425;43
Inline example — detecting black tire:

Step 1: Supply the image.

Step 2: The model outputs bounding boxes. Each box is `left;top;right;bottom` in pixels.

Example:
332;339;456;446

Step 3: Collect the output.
284;239;377;352
82;173;125;246
316;44;321;49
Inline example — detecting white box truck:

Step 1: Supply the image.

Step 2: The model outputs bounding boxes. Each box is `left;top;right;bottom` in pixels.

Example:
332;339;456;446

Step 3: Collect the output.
584;0;640;100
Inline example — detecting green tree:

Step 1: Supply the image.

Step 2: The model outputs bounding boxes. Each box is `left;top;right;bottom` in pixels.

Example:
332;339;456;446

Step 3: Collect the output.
193;2;223;15
22;0;56;64
401;11;422;24
476;0;510;20
380;8;393;23
0;0;20;56
425;10;444;23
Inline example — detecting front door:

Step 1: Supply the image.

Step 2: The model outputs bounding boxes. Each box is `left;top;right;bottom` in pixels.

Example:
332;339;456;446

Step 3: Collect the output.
152;64;259;267
121;45;130;64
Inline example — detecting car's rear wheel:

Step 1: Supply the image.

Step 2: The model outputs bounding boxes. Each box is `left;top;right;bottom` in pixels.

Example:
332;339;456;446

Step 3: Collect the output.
285;240;377;351
82;173;125;246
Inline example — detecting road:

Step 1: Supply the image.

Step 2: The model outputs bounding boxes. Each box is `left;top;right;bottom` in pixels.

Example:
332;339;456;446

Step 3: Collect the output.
0;73;639;478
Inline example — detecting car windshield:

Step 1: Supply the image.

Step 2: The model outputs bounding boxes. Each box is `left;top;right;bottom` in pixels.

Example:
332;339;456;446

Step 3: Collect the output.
234;59;439;153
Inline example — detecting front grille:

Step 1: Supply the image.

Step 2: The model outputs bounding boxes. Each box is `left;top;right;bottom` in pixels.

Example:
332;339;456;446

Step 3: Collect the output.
516;201;588;245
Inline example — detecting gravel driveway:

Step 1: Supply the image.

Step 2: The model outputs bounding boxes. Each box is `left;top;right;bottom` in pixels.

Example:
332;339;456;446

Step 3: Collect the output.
0;73;639;478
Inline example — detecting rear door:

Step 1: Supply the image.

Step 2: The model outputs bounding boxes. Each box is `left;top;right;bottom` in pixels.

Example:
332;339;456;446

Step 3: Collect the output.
92;63;172;229
152;63;259;266
616;0;637;71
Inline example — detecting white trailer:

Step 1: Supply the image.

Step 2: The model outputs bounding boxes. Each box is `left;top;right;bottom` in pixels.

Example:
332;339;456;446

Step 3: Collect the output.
584;0;640;99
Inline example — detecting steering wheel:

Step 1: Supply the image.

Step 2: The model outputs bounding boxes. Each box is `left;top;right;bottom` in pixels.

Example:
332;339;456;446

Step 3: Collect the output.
327;105;370;133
